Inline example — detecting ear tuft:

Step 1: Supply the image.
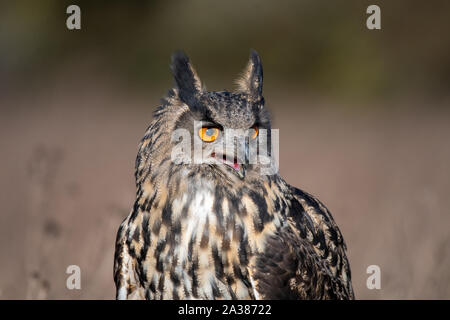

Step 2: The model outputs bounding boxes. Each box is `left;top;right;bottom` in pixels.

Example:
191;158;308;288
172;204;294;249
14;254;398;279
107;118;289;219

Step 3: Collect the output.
171;51;203;105
235;49;263;101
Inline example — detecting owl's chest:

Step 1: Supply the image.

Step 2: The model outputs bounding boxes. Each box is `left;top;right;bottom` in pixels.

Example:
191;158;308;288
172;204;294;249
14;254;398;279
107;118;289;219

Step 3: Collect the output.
142;188;264;299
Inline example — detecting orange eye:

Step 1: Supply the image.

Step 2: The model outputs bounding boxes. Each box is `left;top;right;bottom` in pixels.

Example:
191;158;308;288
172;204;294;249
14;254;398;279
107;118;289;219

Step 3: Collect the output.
199;127;219;142
250;126;259;139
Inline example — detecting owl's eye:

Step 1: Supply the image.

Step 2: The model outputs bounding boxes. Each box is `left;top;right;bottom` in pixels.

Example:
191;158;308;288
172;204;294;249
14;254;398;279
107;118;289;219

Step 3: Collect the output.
199;127;220;142
250;126;259;139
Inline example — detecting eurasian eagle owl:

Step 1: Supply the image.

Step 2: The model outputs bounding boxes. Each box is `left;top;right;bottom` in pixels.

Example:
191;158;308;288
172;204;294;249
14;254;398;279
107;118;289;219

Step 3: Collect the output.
114;50;354;300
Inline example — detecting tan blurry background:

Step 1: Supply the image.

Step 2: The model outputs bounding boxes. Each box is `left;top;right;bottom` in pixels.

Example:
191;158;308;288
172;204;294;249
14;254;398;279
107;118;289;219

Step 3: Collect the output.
0;1;449;299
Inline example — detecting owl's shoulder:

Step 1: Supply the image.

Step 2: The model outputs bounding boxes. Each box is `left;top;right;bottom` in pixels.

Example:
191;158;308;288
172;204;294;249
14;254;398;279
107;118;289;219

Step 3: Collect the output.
252;182;354;299
286;185;354;298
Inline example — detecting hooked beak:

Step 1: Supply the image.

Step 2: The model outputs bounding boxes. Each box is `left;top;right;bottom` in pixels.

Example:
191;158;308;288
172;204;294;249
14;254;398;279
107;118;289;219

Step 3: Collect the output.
211;148;248;179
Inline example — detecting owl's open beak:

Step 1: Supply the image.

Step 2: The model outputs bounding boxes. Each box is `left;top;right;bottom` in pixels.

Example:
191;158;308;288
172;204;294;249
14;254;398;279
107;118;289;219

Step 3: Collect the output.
210;152;246;179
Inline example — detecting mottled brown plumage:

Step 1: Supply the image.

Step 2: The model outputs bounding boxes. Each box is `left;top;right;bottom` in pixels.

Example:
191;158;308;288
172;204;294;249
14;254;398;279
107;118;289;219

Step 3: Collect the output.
113;50;354;300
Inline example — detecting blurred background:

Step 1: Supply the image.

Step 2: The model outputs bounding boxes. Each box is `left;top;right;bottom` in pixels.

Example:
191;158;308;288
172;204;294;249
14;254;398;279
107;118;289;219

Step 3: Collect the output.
0;0;449;299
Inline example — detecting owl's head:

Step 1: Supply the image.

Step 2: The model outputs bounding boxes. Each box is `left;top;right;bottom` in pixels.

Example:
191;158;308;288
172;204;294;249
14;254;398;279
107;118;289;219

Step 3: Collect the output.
171;50;275;181
137;51;276;188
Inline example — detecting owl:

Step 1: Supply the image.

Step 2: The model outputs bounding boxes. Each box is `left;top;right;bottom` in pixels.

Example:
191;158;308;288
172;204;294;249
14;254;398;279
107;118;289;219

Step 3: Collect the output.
113;50;354;300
